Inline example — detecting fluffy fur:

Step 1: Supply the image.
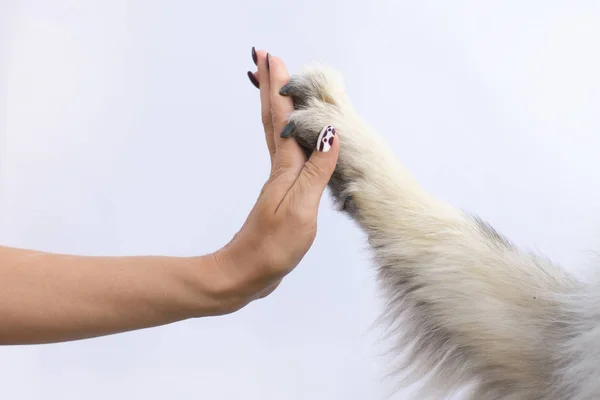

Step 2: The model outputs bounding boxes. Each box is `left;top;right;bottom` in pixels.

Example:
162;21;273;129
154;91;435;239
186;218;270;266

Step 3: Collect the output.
280;64;600;399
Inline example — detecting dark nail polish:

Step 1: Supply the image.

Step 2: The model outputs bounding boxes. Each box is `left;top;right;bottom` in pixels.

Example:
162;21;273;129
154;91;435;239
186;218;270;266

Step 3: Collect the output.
252;47;257;66
279;84;291;96
266;53;270;71
247;71;259;89
280;122;296;138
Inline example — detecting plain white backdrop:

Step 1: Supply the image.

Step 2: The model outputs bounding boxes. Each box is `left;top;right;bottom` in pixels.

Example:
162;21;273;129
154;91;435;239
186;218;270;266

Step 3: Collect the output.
2;1;600;399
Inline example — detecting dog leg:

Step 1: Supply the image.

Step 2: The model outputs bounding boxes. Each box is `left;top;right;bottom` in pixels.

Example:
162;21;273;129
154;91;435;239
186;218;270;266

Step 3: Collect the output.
280;63;586;399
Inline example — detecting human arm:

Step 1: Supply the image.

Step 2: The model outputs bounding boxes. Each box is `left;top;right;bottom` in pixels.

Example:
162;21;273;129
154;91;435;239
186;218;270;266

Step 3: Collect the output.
0;247;235;344
0;50;339;345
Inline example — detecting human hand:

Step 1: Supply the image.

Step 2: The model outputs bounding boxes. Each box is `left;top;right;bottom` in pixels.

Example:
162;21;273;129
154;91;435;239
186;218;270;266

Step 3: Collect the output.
213;49;339;313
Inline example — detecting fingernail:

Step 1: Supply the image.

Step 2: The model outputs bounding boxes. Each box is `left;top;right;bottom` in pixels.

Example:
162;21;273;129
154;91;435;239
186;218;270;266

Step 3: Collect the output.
266;53;270;71
316;125;336;152
280;121;296;138
252;47;257;65
247;71;259;89
279;83;291;96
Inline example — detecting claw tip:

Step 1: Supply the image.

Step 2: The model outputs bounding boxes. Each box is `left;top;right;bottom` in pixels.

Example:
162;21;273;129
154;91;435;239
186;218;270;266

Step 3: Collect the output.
280;122;296;138
279;85;290;96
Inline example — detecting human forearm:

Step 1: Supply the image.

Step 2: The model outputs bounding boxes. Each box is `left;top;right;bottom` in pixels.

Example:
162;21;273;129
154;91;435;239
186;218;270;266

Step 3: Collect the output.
0;246;234;344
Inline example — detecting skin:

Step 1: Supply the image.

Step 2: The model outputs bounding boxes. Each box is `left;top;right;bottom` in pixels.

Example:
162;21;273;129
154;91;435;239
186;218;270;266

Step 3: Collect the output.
0;50;339;345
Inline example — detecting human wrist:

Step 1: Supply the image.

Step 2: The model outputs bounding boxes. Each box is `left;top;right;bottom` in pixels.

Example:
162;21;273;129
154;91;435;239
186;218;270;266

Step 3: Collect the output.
195;242;259;316
211;232;277;309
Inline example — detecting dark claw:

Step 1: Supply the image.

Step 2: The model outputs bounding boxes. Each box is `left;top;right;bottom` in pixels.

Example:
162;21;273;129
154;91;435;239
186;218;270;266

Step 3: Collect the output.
251;47;257;66
280;121;296;138
279;83;292;96
266;53;270;71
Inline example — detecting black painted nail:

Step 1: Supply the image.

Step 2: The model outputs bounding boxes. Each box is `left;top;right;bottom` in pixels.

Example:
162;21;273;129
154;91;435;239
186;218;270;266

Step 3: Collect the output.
252;47;257;66
279;84;291;96
247;71;259;89
280;121;296;138
266;53;270;71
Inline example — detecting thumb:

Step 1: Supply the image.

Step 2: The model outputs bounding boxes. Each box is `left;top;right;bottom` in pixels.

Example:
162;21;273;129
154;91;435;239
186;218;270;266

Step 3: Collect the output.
289;125;340;210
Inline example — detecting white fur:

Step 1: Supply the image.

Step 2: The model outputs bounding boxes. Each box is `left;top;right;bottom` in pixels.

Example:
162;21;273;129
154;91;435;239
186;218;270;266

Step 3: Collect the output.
284;64;600;399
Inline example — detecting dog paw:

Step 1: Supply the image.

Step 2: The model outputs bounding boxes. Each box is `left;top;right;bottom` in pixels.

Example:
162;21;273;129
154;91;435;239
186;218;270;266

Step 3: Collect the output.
279;64;349;153
279;64;366;212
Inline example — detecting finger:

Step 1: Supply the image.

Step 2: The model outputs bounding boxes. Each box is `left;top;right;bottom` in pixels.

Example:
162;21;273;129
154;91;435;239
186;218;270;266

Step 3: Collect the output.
267;55;306;172
255;49;275;163
287;125;340;211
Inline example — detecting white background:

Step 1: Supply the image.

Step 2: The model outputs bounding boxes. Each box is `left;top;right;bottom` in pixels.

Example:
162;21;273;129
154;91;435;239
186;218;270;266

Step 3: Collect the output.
2;1;600;399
